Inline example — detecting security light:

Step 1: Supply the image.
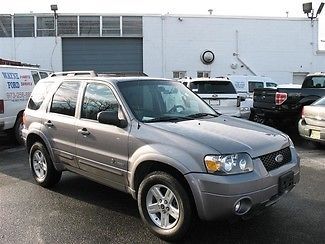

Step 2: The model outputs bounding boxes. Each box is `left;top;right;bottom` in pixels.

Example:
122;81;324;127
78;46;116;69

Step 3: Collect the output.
303;2;324;20
303;2;312;14
50;4;58;11
50;4;58;20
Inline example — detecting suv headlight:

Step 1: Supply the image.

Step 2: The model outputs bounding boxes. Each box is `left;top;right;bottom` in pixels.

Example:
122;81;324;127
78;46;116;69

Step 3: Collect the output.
204;153;253;175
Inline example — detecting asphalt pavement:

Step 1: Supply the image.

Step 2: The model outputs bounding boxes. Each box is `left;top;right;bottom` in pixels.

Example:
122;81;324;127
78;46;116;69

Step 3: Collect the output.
0;129;324;244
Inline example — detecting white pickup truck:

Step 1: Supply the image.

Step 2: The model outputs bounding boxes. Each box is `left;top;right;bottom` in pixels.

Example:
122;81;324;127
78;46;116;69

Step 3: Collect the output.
0;65;50;144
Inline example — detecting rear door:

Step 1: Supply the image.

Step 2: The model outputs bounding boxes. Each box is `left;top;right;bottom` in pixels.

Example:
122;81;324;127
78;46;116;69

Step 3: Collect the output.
75;82;130;191
42;81;81;168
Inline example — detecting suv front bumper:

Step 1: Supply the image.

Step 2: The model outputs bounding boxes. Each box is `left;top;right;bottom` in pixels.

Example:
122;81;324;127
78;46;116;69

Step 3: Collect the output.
185;150;300;221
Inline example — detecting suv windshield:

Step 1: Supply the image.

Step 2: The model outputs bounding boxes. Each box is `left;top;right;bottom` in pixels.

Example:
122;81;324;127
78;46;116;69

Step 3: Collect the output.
189;80;236;94
117;80;217;122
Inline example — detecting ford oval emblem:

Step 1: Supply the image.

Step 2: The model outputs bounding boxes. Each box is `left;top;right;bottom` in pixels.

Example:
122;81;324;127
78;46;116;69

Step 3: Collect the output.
275;154;284;163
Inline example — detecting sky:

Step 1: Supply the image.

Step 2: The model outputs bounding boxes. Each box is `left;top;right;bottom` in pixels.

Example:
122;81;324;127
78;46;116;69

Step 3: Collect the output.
1;0;325;45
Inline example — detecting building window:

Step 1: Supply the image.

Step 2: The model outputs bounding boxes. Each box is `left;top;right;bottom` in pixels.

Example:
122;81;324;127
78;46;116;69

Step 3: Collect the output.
197;71;210;78
0;15;12;37
37;16;55;36
58;16;78;36
79;16;100;36
173;71;187;79
14;15;34;37
122;16;142;36
102;16;120;36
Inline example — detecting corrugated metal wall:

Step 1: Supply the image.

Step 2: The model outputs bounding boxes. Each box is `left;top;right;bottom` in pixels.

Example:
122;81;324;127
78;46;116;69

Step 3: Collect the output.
62;38;143;72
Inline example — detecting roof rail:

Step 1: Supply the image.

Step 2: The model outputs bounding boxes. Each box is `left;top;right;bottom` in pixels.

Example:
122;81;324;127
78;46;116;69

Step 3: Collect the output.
49;71;97;77
97;71;148;77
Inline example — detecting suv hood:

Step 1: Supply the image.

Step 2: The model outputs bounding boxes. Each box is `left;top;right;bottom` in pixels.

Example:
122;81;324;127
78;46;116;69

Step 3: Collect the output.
148;115;289;158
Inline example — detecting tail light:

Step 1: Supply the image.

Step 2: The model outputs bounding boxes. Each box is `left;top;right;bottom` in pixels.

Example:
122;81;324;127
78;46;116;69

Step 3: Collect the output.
0;100;4;114
275;92;287;105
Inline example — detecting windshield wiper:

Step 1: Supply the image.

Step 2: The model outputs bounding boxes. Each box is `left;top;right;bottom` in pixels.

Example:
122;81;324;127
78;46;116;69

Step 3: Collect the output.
144;116;193;123
187;112;220;118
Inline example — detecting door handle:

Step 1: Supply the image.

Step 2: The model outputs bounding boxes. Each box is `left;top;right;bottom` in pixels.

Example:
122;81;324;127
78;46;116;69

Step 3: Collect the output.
45;120;54;127
78;128;90;136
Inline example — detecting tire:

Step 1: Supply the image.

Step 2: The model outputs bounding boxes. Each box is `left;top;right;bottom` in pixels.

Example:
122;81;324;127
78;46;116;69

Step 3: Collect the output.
14;116;24;145
137;171;194;241
29;142;62;188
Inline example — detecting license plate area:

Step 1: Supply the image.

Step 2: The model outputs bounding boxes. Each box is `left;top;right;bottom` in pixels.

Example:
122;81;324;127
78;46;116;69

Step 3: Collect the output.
208;99;220;106
310;130;321;140
279;171;294;194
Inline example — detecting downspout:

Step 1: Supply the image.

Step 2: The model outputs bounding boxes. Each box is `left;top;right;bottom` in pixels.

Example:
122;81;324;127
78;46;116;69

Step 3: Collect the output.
233;30;257;76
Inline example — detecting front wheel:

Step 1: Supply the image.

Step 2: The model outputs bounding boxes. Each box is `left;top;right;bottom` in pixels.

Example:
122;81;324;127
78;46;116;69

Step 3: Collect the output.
137;171;194;241
30;142;62;188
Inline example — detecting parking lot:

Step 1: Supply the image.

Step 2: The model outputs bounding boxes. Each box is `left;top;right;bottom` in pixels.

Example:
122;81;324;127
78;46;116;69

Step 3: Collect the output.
0;128;324;244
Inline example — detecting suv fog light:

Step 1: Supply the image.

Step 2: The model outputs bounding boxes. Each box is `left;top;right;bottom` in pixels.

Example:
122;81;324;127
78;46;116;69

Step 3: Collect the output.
235;202;241;212
234;198;252;215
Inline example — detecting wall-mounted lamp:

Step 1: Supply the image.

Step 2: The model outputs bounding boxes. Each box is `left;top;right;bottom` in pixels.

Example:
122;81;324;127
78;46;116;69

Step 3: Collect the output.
303;2;324;21
51;4;58;20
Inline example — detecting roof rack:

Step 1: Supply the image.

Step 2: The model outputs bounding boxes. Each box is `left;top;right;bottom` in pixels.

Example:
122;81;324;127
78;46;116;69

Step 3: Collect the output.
49;71;97;77
97;71;148;77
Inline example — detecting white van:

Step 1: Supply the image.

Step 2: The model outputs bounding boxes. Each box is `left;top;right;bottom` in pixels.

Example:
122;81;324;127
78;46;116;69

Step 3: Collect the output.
180;77;241;117
0;65;50;144
227;75;278;119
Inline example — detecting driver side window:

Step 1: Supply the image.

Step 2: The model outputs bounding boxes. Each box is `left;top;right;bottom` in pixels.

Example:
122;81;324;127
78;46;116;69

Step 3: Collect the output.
81;83;118;120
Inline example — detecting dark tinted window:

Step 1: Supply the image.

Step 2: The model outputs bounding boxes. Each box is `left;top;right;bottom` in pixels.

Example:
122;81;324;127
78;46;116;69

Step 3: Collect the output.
39;72;48;79
81;83;118;120
248;81;264;92
189;80;236;94
31;71;40;84
50;82;80;116
302;76;325;88
266;82;277;88
28;82;54;110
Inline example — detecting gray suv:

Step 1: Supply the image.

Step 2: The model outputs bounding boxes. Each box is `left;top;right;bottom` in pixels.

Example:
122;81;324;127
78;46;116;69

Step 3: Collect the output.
23;74;300;241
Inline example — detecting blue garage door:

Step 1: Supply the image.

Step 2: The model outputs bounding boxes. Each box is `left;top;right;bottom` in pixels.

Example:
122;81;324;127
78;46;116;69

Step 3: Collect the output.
62;38;143;72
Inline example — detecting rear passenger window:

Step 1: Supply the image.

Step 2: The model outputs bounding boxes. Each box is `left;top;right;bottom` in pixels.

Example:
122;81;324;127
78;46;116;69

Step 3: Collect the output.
31;71;41;84
248;81;263;92
28;82;54;110
50;82;80;116
39;72;48;79
81;83;118;120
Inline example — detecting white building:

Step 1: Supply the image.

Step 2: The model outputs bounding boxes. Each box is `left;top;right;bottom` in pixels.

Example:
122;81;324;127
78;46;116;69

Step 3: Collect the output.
0;13;324;84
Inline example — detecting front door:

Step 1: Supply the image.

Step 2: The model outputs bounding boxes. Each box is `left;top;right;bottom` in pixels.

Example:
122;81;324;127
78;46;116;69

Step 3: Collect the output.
75;82;130;191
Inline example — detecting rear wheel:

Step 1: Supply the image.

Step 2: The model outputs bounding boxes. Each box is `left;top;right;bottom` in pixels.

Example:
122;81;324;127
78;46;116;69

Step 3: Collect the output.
30;142;62;188
14;116;24;145
137;171;194;241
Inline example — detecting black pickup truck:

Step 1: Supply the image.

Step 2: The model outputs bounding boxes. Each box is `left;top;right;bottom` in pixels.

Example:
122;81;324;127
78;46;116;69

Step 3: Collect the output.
251;73;325;125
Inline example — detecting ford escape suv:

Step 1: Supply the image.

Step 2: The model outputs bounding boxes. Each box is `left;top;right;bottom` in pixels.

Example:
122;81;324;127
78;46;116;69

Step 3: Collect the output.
23;73;300;241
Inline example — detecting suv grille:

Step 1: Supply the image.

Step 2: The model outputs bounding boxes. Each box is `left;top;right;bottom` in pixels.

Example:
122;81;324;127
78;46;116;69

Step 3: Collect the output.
260;147;292;171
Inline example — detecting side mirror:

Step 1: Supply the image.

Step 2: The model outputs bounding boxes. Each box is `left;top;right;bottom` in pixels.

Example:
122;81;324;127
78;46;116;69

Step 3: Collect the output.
97;111;127;128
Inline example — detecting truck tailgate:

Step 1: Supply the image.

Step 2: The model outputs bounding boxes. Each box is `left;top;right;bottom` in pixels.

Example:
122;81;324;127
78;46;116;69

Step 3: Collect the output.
253;88;277;109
